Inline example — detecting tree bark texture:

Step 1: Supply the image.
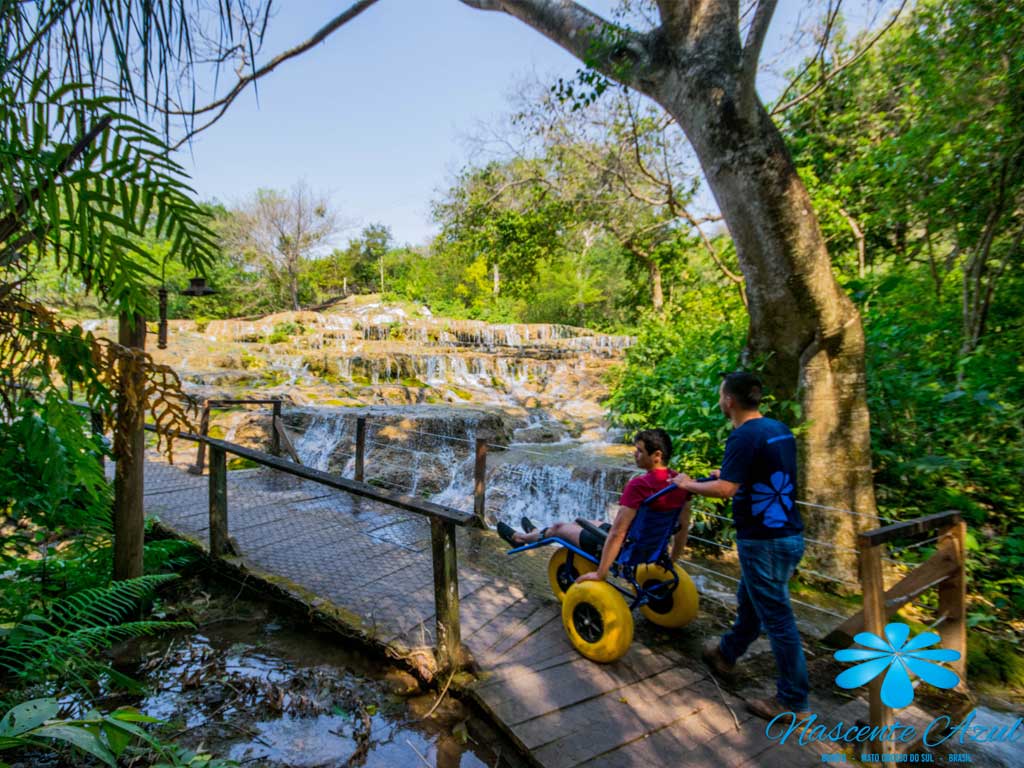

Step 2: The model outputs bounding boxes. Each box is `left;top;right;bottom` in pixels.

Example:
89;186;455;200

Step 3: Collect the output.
113;312;146;581
462;0;878;577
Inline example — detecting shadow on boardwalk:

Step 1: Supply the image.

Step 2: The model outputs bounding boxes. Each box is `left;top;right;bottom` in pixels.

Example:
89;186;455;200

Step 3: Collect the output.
135;452;938;768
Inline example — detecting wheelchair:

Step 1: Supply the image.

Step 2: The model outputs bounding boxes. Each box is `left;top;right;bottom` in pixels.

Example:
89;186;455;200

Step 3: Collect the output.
505;485;699;663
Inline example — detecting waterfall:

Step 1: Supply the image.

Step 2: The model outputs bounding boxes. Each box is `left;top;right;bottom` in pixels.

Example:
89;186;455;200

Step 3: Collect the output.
430;455;634;529
293;412;355;473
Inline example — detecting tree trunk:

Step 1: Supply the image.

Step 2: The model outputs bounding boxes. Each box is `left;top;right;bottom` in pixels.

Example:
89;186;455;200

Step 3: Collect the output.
460;0;879;581
634;250;664;312
660;85;876;579
649;260;664;312
113;313;146;581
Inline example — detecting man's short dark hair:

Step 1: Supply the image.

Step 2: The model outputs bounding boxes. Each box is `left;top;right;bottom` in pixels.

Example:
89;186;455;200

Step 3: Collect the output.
721;371;763;410
635;428;672;463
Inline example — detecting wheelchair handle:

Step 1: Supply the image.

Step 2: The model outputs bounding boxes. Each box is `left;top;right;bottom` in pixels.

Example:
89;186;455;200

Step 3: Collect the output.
641;474;717;505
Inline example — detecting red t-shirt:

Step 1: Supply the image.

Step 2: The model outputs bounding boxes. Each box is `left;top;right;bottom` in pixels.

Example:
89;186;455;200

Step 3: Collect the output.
619;468;690;511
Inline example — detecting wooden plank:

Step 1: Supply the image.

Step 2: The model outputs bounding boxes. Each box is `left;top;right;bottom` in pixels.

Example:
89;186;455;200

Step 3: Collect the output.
483;647;677;726
274;420;301;464
858;510;961;548
517;666;703;754
824;534;960;646
861;542;895;757
937;521;967;680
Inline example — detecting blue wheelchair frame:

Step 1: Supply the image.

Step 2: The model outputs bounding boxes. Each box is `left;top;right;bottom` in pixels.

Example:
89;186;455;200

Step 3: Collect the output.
506;484;684;612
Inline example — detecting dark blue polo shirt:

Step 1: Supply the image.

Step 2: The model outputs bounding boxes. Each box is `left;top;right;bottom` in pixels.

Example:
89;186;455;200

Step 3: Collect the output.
719;417;803;540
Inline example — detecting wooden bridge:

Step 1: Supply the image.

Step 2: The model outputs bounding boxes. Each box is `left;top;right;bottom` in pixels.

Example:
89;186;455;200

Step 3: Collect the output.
123;417;966;767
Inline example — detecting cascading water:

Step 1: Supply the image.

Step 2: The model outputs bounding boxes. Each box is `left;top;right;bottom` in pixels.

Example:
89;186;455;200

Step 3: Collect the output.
144;301;640;531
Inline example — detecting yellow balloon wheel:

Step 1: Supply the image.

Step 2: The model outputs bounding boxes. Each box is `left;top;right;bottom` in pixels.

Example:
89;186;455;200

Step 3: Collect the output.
561;581;634;663
635;562;699;628
547;548;597;602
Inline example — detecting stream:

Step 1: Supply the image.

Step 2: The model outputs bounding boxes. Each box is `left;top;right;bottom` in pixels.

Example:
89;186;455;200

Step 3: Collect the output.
129;576;520;768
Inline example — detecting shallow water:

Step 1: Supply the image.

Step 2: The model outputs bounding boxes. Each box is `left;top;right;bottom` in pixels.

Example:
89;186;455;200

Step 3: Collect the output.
132;588;509;768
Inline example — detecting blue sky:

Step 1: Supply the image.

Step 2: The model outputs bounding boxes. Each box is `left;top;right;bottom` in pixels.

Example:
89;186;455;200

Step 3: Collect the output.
175;0;864;247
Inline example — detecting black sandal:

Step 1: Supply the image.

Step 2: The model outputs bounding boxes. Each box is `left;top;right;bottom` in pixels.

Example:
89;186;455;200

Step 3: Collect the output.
520;516;537;534
496;522;518;547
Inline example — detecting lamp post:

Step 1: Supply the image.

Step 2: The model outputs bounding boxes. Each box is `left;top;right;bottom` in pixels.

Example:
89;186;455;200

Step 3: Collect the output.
158;277;216;350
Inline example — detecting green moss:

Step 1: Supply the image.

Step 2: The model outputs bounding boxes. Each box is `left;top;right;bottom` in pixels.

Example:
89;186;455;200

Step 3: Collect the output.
401;377;427;388
260;370;289;386
448;386;473;401
207;424;227;439
240;352;265;370
351;375;371;386
227;457;259;470
967;633;1024;689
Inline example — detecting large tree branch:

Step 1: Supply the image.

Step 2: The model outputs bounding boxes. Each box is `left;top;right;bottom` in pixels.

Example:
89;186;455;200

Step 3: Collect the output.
169;0;381;149
738;0;776;119
459;0;656;93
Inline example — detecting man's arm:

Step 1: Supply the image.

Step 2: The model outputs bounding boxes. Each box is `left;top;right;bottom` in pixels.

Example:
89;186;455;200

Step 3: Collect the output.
576;504;637;583
670;498;692;561
672;472;739;499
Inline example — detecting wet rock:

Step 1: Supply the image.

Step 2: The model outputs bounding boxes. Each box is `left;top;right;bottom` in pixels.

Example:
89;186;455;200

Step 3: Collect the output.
202;683;227;706
512;425;566;444
407;692;468;722
383;669;421;696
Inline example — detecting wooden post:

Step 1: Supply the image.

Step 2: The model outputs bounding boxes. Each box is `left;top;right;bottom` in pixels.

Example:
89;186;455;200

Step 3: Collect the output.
208;444;229;557
431;517;462;673
113;312;146;581
355;416;366;482
473;438;487;526
937;521;967;680
270;400;282;456
860;540;895;757
189;402;211;475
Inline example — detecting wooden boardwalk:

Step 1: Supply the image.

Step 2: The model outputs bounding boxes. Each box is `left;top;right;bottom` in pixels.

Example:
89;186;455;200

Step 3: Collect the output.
135;454;921;767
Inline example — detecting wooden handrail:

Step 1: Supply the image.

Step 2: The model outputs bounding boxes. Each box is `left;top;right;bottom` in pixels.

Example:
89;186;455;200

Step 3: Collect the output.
148;422;471;672
846;511;967;758
857;510;961;548
147;424;475;527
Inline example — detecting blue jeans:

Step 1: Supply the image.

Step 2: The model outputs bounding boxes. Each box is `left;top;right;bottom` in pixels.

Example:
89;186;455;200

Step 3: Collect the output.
719;534;809;711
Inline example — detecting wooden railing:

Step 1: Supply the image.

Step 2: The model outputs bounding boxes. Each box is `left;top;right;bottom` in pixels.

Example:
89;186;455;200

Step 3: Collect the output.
189;398;298;474
826;511;966;757
147;424;476;673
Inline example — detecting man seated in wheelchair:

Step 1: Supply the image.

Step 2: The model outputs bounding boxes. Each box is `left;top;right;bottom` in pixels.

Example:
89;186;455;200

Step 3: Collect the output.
497;428;692;590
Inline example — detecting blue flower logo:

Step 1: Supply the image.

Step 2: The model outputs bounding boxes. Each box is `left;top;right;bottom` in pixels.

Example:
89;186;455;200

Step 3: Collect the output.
833;623;961;708
751;471;793;527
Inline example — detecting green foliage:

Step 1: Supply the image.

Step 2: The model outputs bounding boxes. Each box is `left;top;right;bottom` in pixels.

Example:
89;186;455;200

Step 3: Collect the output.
606;287;750;537
0;697;238;767
781;0;1023;345
266;321;301;344
0;395;110;539
0;575;190;697
859;268;1024;615
776;0;1024;621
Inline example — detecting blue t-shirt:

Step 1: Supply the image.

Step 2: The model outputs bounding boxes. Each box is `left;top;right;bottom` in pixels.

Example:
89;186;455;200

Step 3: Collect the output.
719;417;802;540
